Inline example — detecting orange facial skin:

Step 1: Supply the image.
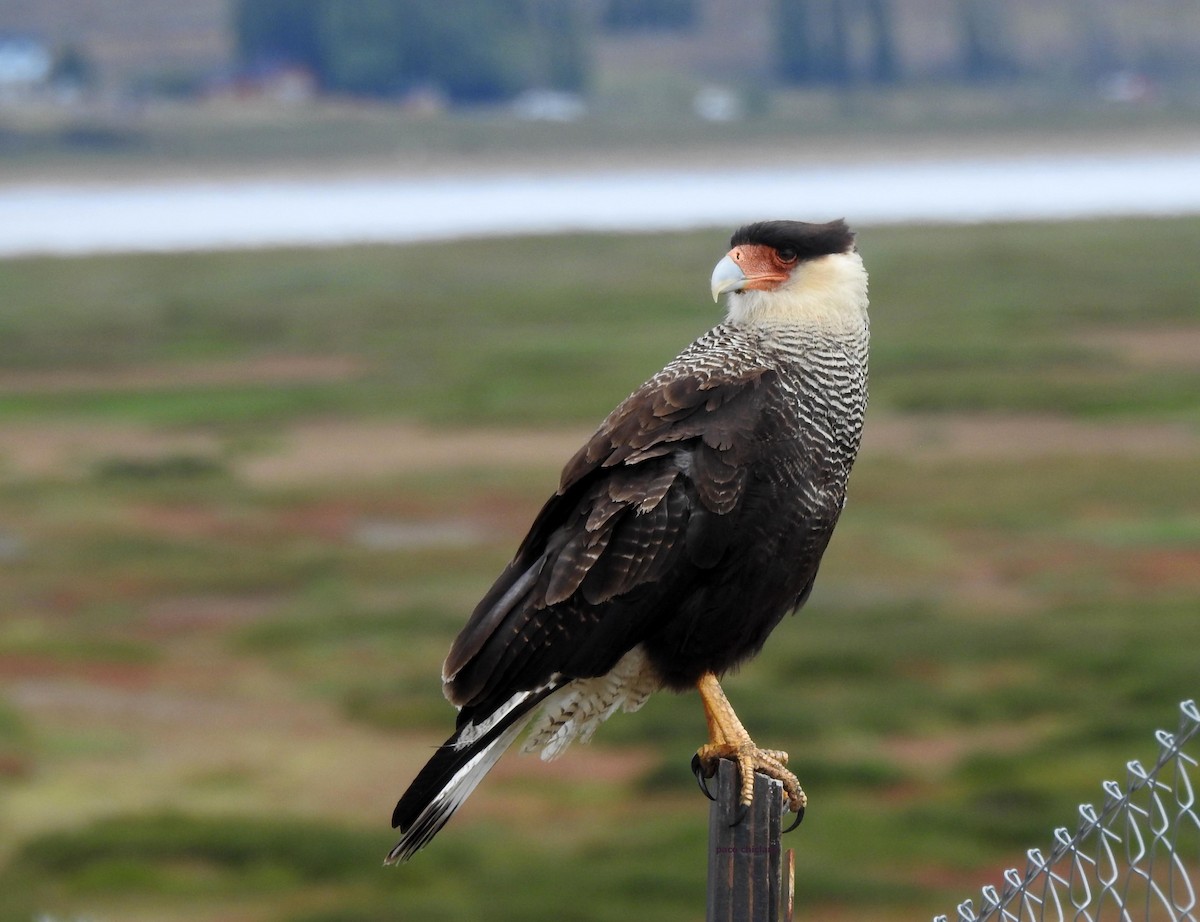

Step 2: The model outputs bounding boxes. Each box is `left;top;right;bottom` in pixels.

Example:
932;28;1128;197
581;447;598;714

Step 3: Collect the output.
726;244;799;292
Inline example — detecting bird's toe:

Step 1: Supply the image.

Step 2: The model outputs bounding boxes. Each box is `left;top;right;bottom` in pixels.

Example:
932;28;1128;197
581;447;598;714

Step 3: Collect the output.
691;752;716;801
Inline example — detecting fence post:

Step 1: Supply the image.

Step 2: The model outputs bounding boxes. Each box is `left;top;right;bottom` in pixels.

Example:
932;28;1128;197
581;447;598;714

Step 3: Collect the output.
705;759;795;922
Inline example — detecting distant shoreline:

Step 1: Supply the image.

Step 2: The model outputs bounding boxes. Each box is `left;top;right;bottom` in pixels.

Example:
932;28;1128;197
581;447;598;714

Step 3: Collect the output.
3;112;1200;187
4;144;1200;258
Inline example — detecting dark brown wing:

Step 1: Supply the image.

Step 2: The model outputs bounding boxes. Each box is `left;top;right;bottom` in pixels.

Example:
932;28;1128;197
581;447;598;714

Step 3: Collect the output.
441;366;776;718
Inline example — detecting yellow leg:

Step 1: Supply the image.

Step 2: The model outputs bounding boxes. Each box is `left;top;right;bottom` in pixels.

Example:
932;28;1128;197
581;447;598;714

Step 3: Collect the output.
694;672;807;817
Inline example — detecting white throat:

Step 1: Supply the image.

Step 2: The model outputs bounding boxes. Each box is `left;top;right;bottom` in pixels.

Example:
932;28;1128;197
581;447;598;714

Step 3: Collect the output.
725;251;869;336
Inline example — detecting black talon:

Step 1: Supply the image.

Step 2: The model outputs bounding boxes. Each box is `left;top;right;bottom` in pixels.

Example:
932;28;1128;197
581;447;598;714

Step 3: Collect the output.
691;754;715;801
729;799;750;827
782;805;805;834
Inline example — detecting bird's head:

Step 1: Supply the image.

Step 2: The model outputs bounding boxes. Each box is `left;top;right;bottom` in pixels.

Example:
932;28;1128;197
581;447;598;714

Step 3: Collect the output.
711;219;868;332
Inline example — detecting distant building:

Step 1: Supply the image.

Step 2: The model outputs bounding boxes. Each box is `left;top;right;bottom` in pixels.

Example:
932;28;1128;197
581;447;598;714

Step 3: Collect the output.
596;0;774;83
213;62;317;105
0;0;231;91
0;33;51;91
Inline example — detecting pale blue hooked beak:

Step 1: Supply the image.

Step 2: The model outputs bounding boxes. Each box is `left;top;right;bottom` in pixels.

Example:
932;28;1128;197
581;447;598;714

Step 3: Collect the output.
710;253;746;302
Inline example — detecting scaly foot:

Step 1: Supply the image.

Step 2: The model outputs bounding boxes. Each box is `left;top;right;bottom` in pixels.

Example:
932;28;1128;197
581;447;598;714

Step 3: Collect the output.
692;742;807;829
692;672;806;831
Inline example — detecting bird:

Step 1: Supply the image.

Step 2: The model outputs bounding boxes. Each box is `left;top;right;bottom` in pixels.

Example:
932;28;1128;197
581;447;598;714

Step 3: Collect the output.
386;218;869;863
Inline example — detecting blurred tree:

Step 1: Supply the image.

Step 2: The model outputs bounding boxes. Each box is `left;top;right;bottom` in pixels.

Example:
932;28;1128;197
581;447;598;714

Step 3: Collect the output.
863;0;899;84
318;0;410;96
777;0;900;86
233;0;324;73
527;0;589;92
777;0;844;85
50;44;97;90
232;0;589;102
419;0;528;102
956;0;1016;80
776;0;815;83
602;0;697;32
1069;0;1117;80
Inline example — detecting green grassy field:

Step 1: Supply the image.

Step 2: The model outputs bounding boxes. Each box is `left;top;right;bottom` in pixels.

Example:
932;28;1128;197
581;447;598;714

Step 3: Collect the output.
0;218;1198;922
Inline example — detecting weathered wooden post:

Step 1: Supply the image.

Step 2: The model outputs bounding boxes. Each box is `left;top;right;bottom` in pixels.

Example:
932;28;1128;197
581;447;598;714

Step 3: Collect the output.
706;760;795;922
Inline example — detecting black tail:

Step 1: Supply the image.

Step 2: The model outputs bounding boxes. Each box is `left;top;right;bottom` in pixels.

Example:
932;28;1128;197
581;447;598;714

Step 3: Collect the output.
386;686;555;863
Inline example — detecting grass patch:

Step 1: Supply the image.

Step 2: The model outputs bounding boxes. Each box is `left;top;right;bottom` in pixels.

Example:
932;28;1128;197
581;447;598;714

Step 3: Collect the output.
93;453;228;482
233;600;461;729
0;698;34;782
2;812;383;916
2;218;1200;428
13;812;380;881
0;379;381;429
0;619;157;665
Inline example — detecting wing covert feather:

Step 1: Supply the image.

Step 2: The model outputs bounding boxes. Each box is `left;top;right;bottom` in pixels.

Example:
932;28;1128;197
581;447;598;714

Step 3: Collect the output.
442;366;775;711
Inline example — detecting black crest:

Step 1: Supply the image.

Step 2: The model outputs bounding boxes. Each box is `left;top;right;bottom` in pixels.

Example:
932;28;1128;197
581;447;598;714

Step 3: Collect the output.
729;219;855;260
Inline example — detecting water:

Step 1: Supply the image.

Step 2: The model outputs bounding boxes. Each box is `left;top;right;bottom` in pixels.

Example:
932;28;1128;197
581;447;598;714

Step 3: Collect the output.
2;149;1200;257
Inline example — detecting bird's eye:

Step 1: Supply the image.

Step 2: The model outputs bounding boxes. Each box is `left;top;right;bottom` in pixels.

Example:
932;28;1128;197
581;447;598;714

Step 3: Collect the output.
777;248;798;263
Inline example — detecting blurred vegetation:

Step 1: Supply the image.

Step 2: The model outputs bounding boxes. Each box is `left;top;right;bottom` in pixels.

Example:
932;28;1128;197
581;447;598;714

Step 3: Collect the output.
0;218;1197;921
5;70;1200;183
226;0;1200;100
234;0;588;101
1;220;1199;426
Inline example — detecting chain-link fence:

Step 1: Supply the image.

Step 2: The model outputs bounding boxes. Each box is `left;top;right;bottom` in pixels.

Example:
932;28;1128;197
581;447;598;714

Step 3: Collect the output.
936;699;1199;922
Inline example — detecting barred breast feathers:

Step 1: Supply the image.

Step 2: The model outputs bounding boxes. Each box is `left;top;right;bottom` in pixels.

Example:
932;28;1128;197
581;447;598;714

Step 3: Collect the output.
642;250;868;428
600;249;868;488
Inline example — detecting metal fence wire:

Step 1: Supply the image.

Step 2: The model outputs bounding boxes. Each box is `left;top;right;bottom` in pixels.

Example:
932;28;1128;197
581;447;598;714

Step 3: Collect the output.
936;699;1200;922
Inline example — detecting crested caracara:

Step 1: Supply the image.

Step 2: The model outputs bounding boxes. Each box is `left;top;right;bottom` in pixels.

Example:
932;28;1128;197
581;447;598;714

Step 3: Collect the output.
388;219;869;862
